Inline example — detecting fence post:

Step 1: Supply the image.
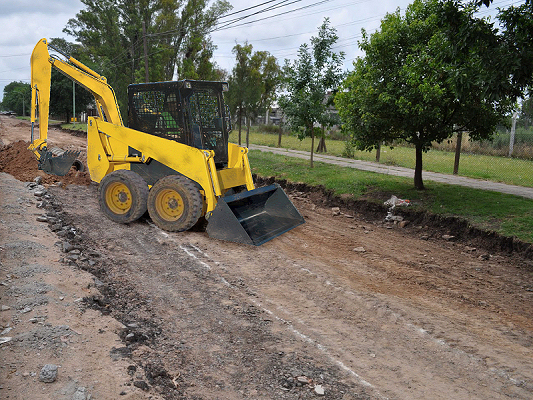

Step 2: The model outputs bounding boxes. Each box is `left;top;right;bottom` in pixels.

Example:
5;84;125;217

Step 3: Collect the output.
453;131;462;175
509;112;517;157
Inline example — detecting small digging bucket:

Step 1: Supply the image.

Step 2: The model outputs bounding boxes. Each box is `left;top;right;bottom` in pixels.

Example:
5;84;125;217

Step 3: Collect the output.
38;147;81;176
206;184;305;246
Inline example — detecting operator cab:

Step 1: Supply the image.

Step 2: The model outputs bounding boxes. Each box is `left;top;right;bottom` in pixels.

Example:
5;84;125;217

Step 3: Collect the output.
128;80;231;166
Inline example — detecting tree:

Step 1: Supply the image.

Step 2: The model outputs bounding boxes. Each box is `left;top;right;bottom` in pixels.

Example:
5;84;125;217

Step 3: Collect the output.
492;1;533;100
226;43;281;147
2;82;31;116
63;0;231;113
278;18;345;167
519;95;533;128
335;0;512;190
47;39;95;123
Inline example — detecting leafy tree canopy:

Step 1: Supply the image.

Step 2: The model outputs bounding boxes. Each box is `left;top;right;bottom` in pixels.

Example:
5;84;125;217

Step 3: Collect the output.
47;38;95;123
335;0;513;189
226;43;281;145
1;81;31;116
63;0;231;112
278;18;345;167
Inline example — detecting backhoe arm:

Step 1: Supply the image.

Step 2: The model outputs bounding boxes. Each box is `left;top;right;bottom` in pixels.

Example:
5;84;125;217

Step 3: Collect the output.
29;38;123;158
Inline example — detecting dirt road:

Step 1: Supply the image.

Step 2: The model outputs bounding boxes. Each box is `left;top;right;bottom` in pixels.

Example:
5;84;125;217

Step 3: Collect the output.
1;115;533;399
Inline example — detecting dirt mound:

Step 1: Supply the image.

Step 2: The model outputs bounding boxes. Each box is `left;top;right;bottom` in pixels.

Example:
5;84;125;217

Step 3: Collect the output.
0;140;92;186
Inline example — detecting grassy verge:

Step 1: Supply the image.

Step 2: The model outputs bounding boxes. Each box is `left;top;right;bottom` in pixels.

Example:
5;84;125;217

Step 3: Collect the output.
17;116;65;125
61;123;87;132
231;130;533;187
248;150;533;243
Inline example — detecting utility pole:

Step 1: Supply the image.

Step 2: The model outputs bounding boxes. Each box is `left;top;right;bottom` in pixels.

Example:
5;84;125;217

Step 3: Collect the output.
142;21;149;83
509;111;517;157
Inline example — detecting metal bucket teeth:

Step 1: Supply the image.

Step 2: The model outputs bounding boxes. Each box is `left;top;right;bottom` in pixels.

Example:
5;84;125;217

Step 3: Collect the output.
39;149;81;176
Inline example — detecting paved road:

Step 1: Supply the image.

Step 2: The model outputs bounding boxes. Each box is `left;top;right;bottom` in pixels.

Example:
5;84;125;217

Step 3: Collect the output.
250;145;533;200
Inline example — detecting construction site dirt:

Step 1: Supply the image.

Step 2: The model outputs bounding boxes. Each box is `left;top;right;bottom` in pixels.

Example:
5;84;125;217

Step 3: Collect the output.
1;115;532;400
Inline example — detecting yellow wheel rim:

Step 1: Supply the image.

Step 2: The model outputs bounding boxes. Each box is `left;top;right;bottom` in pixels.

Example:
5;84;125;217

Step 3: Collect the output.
155;189;184;221
106;182;132;215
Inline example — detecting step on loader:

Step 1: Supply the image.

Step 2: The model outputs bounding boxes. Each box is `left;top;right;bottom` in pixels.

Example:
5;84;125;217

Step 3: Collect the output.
28;38;304;245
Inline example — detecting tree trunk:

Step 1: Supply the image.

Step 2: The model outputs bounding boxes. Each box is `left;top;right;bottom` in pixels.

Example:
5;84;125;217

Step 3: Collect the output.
376;142;381;162
246;116;250;149
309;125;315;168
453;131;462;175
414;144;425;190
316;126;327;153
238;107;242;146
277;125;282;147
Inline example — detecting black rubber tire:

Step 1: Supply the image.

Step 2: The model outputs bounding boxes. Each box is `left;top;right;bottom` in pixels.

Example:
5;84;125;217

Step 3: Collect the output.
147;175;203;232
98;170;149;224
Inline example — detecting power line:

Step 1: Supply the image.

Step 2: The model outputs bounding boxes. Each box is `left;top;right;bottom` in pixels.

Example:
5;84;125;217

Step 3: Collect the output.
219;0;287;19
215;0;301;31
213;0;333;32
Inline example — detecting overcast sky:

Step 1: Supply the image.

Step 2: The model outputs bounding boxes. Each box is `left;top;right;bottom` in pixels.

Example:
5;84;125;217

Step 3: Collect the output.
0;0;515;103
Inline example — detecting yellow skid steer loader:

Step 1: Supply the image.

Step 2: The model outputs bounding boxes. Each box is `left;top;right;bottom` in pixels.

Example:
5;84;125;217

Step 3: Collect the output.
29;38;304;245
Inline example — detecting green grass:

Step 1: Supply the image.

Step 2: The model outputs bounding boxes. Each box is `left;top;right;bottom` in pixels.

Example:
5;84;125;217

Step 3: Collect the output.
17;116;65;125
61;123;87;131
248;150;533;243
230;130;533;187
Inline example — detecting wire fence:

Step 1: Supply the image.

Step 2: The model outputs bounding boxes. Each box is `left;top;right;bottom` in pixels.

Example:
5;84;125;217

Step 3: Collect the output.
429;129;533;187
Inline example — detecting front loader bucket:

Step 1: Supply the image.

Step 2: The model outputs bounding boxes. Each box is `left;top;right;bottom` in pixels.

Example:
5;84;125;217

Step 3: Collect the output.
38;149;81;176
206;184;305;246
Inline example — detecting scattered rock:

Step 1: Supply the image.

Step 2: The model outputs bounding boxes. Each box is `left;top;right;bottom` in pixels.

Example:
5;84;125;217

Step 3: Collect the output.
352;247;366;253
399;220;410;228
62;242;75;253
314;384;325;396
1;327;13;335
134;380;149;391
1;305;10;311
72;386;88;400
0;337;12;345
442;234;455;241
36;215;48;222
331;207;341;216
39;364;58;383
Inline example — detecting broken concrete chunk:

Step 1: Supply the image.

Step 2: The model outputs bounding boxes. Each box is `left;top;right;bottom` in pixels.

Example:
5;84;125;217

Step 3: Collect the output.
314;384;325;395
39;364;58;383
